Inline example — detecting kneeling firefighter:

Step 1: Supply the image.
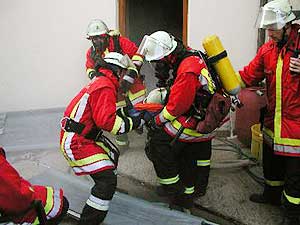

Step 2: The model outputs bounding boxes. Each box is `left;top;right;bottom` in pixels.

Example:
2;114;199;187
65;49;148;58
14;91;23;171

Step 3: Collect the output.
60;52;144;225
0;147;69;225
138;30;240;210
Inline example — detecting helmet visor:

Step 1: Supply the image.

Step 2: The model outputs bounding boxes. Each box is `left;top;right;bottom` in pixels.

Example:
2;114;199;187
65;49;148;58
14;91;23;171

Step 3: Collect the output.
138;35;172;61
255;7;287;30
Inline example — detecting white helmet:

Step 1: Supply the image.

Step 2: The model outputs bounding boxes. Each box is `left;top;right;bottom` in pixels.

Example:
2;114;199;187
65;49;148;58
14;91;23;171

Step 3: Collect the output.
103;52;130;69
255;0;296;29
86;19;109;38
138;31;177;61
144;88;168;104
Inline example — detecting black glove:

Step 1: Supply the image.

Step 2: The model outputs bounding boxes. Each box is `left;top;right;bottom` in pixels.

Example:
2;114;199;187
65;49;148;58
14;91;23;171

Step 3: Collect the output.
120;69;138;93
146;116;160;131
119;79;132;94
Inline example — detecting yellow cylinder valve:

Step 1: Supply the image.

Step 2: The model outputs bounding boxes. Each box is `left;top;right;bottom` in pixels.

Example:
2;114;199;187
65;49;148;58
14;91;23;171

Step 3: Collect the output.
202;35;241;96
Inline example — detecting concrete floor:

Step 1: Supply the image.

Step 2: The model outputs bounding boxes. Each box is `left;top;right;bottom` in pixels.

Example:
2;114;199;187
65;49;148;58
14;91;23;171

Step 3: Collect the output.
0;109;284;225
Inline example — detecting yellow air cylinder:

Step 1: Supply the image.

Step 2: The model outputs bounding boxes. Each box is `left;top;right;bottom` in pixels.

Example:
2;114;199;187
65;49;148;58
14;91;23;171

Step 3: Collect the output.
202;35;241;95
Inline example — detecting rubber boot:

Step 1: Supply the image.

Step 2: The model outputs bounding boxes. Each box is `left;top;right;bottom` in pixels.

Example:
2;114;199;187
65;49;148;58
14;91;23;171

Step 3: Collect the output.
249;186;282;206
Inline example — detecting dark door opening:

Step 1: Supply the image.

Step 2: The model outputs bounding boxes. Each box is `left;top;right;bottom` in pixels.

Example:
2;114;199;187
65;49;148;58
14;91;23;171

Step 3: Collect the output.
119;0;187;45
119;0;188;90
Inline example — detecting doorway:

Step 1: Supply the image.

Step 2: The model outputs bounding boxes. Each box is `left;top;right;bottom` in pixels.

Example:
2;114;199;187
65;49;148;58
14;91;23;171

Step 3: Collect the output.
119;0;188;45
118;0;188;90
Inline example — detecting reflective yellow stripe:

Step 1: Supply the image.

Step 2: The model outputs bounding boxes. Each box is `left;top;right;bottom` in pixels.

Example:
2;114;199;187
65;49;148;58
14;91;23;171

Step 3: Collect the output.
274;56;283;144
200;68;215;94
265;179;284;187
158;175;180;185
68;153;110;167
128;89;146;100
111;116;123;135
197;160;211;166
132;55;143;62
284;190;300;205
60;132;69;158
184;186;195;195
162;107;176;121
171;119;202;137
96;141;111;154
128;66;138;74
86;68;95;76
128;117;133;131
116;89;146;107
273;56;300;146
33;187;54;224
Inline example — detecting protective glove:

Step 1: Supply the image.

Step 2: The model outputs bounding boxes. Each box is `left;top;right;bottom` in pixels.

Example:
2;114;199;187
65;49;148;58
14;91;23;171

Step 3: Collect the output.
119;69;138;93
142;111;156;123
119;79;132;94
146;116;160;131
127;108;141;118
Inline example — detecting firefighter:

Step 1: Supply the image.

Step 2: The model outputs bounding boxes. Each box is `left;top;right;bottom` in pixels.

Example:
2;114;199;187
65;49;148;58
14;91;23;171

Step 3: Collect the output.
85;19;146;149
0;146;69;225
60;52;144;225
236;0;300;224
139;31;220;211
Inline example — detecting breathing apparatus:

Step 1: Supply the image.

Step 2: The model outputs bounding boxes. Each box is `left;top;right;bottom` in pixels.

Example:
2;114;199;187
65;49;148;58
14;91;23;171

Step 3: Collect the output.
202;35;242;107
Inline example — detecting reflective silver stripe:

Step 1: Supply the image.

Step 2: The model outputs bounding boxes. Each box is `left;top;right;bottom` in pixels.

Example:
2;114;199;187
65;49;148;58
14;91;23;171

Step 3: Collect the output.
64;93;90;160
274;144;300;154
72;159;114;174
164;122;213;141
123;75;135;84
86;194;110;211
158;111;168;123
46;188;62;219
74;93;89;122
131;95;145;105
64;132;75;160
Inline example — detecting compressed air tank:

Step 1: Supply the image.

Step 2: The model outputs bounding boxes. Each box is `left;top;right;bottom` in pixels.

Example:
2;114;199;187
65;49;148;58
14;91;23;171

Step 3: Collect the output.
202;35;241;96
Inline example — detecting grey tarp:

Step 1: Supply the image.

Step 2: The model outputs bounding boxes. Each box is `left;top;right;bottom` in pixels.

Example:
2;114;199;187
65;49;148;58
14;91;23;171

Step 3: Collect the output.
30;170;218;225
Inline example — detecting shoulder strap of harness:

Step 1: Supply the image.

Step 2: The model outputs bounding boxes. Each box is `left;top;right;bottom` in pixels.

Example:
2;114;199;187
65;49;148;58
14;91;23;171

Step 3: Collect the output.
112;35;122;54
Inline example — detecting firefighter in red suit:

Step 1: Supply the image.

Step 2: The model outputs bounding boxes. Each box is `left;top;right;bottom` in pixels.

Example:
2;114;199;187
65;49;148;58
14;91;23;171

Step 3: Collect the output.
0;147;69;225
236;0;300;224
85;19;146;148
60;52;143;225
140;31;217;211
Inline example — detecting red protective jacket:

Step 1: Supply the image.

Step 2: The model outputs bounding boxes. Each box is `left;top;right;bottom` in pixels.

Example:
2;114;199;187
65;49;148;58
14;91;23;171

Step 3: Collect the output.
0;148;63;224
155;55;215;142
86;34;146;107
239;24;300;157
60;68;140;175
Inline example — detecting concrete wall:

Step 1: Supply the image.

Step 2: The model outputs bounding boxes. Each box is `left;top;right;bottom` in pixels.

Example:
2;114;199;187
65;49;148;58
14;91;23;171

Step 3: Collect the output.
188;0;260;71
1;0;299;113
0;0;117;113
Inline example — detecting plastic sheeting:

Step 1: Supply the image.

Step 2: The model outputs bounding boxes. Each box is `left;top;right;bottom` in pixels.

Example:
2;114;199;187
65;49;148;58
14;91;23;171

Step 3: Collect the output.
30;170;218;225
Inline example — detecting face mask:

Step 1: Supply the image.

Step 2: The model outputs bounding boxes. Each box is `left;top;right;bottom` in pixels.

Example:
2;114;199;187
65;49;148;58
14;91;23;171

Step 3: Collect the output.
91;35;109;53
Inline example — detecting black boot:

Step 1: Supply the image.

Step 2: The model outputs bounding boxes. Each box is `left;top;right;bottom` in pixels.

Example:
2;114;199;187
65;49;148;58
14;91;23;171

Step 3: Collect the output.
249;193;281;205
281;216;300;225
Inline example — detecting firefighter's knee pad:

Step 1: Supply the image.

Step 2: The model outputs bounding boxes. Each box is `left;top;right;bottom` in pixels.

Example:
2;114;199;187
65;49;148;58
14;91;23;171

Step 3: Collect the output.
91;170;117;200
